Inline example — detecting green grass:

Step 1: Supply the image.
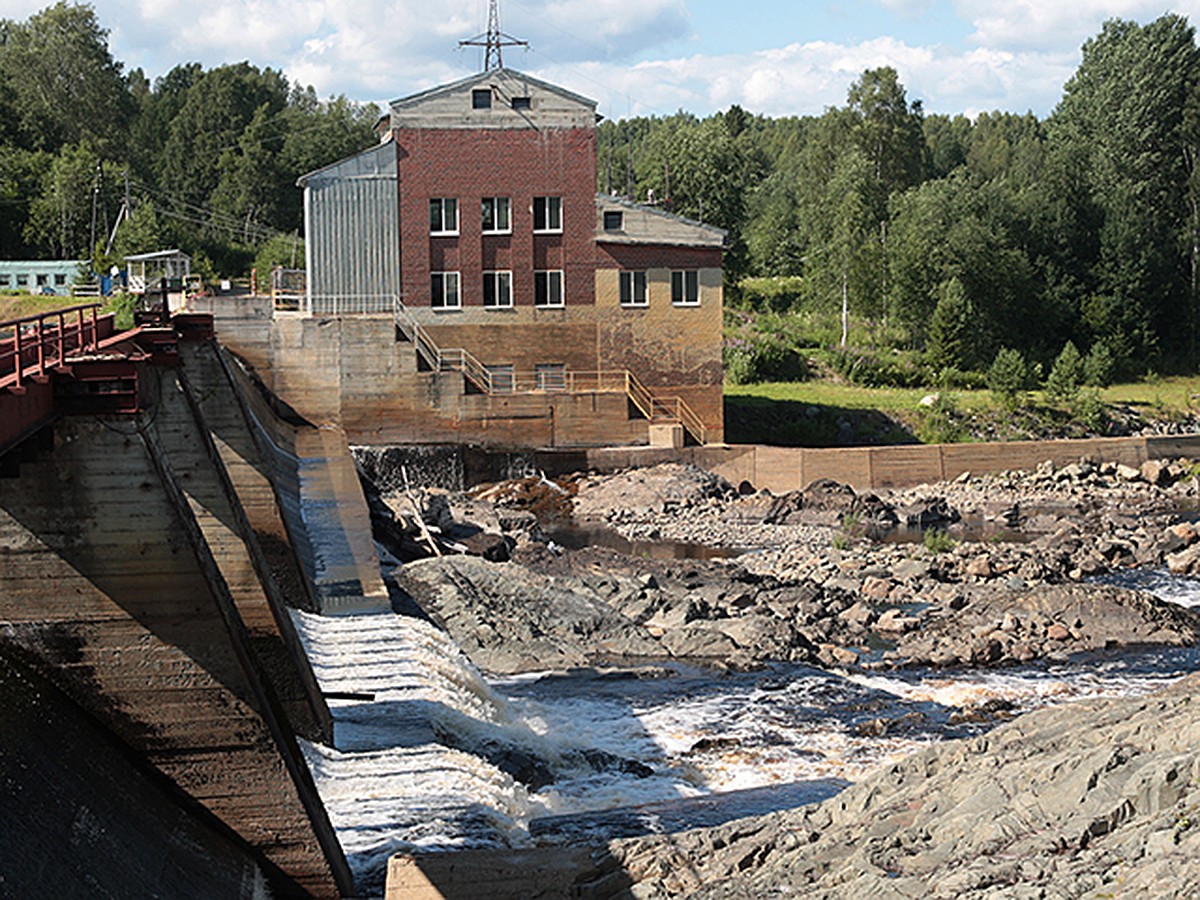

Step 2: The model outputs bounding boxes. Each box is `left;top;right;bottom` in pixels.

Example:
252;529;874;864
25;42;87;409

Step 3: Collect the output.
724;376;1200;446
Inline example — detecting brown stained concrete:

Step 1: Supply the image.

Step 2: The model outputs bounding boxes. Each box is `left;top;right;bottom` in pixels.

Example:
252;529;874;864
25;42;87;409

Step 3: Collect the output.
0;388;352;896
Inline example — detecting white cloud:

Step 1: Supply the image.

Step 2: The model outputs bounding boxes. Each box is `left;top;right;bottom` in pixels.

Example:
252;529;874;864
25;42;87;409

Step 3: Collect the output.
957;0;1200;50
533;35;1077;120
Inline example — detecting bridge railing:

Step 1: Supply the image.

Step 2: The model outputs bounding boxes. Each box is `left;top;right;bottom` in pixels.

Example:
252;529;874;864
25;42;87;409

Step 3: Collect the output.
0;304;109;391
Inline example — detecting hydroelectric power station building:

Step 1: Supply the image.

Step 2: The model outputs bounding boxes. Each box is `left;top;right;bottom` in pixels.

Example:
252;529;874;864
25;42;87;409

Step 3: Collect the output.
217;68;726;449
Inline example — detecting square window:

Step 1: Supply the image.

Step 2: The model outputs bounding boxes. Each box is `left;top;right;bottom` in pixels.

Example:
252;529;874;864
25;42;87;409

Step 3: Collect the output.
671;270;699;306
431;271;461;309
482;197;511;233
511;96;532;110
533;196;562;232
472;89;492;110
36;274;47;286
536;363;566;392
54;273;67;285
603;211;624;231
16;274;28;286
0;275;9;286
534;270;564;307
482;271;513;308
430;198;459;235
487;364;514;394
619;271;648;307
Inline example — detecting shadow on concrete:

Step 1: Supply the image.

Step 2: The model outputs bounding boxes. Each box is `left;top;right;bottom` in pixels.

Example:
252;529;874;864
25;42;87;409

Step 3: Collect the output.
725;395;918;447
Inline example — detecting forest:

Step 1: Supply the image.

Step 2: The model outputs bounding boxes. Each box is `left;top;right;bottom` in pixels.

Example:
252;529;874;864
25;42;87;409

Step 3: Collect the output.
3;4;1200;383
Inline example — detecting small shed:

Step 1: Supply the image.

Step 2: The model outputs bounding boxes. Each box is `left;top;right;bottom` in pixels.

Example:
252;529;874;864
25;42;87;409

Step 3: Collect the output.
124;250;191;294
0;260;85;295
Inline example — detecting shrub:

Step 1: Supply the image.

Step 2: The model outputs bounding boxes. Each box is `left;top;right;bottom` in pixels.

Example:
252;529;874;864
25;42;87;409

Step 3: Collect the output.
1083;340;1117;387
829;348;929;388
102;293;138;330
924;529;957;554
1045;341;1084;402
724;330;808;384
988;347;1031;409
916;392;968;443
1072;387;1107;433
737;276;806;312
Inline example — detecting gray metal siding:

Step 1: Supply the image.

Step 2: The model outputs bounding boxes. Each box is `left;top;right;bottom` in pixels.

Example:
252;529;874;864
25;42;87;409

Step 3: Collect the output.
304;143;399;308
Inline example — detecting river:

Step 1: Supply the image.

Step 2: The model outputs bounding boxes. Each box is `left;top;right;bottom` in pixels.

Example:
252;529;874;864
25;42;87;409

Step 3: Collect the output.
291;558;1200;895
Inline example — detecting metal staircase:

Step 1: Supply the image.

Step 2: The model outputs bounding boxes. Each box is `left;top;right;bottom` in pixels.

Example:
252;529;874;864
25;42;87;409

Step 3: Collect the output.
392;296;707;444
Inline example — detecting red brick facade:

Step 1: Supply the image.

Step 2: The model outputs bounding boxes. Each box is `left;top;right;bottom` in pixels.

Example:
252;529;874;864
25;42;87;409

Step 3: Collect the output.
396;128;598;310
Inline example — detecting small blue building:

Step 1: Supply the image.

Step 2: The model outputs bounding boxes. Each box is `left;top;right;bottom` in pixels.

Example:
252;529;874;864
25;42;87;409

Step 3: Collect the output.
0;260;86;295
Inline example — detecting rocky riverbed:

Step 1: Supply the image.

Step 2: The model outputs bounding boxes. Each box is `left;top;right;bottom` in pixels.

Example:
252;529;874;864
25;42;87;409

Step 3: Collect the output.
355;453;1200;897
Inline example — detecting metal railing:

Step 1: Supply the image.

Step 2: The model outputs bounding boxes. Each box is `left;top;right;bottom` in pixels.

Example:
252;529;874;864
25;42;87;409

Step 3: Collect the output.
0;304;109;390
391;295;707;443
305;293;397;316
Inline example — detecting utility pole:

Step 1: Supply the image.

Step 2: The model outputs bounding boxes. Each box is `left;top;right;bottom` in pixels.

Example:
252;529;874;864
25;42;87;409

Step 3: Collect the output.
459;0;527;71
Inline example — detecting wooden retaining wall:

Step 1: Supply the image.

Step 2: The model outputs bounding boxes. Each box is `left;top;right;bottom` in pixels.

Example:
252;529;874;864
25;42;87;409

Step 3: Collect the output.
518;433;1200;494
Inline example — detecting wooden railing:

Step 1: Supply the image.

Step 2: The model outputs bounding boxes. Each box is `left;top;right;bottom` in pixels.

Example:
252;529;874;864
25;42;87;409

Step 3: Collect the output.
390;295;707;444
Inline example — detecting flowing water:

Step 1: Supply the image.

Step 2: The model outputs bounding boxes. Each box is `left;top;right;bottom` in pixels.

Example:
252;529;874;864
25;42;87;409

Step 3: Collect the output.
296;567;1200;894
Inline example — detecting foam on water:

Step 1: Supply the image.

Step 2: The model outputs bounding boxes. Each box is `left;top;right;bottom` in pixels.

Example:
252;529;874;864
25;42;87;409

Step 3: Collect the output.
295;568;1200;894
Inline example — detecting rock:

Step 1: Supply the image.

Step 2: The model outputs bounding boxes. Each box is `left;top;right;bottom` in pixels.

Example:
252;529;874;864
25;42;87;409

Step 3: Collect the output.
875;608;919;633
394;556;663;673
1045;622;1071;641
897;497;960;528
1141;459;1171;487
964;555;993;578
1167;543;1200;575
861;575;893;599
605;675;1200;899
837;601;876;628
1116;463;1142;482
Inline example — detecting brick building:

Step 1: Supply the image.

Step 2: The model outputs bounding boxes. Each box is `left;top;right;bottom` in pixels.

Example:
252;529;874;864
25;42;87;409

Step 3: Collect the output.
279;68;726;448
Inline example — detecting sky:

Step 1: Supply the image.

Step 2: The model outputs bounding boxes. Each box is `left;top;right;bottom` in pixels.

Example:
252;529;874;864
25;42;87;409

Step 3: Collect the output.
5;0;1200;120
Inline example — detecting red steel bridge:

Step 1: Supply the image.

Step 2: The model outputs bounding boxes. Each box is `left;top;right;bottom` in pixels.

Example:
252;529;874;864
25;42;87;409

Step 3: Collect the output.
0;303;212;465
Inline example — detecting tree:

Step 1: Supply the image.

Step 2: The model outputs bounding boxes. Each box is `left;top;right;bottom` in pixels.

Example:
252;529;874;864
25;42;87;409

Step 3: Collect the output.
1048;15;1200;363
926;278;974;371
0;2;131;155
988;347;1031;409
846;67;926;199
1045;340;1084;401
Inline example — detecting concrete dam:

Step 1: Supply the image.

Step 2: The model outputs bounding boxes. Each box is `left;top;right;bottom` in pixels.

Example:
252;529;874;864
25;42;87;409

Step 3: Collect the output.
0;311;389;897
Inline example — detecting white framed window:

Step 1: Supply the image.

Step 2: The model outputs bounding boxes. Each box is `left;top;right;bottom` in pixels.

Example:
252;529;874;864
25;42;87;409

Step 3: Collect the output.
431;272;461;309
482;271;513;309
534;270;564;308
429;198;458;235
472;89;492;110
533;196;562;233
619;271;648;307
671;270;700;306
603;210;624;231
482;197;511;234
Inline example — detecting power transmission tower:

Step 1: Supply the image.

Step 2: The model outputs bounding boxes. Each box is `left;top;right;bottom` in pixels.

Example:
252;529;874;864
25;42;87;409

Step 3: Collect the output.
459;0;527;71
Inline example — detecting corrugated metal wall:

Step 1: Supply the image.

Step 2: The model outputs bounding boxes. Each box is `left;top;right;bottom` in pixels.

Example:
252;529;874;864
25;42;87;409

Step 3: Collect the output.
303;143;399;310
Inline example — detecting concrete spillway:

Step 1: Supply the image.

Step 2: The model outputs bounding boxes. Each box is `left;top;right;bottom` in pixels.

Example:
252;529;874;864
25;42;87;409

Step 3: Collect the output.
0;328;357;898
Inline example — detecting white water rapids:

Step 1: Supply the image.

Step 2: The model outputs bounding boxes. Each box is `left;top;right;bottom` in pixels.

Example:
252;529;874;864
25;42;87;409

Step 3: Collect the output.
294;568;1200;894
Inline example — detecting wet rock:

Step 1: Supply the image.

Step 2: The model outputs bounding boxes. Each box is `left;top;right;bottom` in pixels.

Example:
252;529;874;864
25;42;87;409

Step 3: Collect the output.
607;676;1200;899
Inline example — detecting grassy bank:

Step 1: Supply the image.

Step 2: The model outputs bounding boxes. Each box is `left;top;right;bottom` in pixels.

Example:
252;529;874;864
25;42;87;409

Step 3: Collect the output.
725;377;1200;446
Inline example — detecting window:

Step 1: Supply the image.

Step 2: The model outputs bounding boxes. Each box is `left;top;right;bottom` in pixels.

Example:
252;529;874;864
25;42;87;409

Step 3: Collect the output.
603;210;624;231
482;271;513;309
536;363;566;392
487;364;514;394
0;275;8;286
36;274;48;286
511;96;532;110
481;197;511;233
533;196;562;232
619;271;648;307
671;270;700;306
16;274;28;286
431;272;461;309
429;198;458;235
534;270;564;308
54;274;67;286
472;89;492;110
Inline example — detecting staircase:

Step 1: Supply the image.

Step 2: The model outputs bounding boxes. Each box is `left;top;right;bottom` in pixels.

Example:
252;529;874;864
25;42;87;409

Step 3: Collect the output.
392;297;707;444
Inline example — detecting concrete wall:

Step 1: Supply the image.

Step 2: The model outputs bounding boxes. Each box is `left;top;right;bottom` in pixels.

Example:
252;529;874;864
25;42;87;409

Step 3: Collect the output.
0;365;353;897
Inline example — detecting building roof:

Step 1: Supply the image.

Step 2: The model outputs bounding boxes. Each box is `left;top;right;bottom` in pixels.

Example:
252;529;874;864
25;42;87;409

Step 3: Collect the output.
390;67;596;111
595;194;727;249
123;249;190;262
297;141;397;188
386;67;598;131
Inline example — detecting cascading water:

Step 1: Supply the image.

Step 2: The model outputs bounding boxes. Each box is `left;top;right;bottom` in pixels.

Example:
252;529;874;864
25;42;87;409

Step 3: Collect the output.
296;566;1200;895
